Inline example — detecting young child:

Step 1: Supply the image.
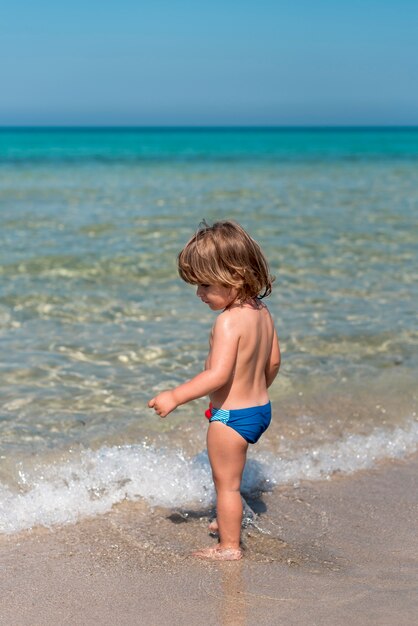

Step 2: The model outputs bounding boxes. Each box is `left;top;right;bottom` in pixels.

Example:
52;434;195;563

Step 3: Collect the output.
148;220;280;561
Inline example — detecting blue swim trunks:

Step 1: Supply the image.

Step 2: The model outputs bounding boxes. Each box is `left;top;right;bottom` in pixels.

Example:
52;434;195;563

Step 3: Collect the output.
209;402;271;444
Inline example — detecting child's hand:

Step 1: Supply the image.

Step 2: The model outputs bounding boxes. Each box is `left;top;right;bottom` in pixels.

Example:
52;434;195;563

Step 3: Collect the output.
148;390;178;417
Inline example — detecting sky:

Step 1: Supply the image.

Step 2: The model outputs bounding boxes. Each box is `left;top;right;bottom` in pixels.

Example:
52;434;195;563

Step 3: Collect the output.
1;0;417;126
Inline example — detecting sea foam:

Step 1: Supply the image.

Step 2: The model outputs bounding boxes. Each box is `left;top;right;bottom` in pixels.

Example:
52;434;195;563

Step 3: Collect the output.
1;418;417;534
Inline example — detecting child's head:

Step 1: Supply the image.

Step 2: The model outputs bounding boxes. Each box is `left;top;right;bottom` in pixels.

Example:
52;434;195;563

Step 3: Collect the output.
178;220;274;302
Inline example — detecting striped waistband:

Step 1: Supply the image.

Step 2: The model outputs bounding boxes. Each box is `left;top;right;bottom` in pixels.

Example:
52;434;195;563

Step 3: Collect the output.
211;401;271;421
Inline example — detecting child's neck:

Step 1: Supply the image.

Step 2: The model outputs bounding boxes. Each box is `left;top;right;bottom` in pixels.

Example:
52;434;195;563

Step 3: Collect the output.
224;297;262;311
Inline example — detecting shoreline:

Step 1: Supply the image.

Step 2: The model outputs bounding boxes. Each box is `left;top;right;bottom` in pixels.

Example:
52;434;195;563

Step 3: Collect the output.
1;453;418;625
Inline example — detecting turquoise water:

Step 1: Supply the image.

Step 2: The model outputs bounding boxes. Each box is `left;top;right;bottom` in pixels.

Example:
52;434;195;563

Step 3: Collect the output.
2;127;418;162
0;128;417;532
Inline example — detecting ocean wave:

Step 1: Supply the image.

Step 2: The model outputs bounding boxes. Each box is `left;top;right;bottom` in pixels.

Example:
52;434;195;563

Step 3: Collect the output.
1;418;417;534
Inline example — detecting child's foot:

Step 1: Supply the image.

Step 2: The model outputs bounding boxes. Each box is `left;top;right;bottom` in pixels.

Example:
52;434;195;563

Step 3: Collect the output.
191;546;242;561
208;518;219;534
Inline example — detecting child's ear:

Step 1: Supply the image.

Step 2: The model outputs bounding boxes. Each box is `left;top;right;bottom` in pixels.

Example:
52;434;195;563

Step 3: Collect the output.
231;270;245;284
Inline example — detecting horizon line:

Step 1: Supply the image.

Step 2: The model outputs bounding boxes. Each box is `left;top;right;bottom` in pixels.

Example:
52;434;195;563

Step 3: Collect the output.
1;124;418;131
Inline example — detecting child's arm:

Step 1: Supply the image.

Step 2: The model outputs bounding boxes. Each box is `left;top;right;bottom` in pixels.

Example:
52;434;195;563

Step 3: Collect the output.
148;314;239;417
265;327;281;388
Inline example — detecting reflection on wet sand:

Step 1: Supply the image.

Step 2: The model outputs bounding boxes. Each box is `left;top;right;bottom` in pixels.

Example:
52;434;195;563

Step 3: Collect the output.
219;561;247;626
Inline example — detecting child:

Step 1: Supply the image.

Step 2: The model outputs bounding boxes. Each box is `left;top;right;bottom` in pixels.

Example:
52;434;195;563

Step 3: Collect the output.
148;220;280;560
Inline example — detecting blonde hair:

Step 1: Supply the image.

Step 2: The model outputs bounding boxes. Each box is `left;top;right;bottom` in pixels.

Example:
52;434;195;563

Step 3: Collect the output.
178;220;274;301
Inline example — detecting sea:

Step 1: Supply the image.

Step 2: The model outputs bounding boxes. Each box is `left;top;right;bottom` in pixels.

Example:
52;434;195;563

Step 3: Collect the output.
0;127;417;534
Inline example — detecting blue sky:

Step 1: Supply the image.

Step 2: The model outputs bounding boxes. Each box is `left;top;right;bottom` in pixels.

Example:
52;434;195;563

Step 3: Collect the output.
1;1;417;126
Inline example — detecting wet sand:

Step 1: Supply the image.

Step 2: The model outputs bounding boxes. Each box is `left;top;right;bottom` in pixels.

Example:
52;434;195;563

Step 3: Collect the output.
1;454;418;626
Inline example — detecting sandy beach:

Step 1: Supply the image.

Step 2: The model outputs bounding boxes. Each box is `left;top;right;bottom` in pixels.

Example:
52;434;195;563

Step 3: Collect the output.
1;453;418;626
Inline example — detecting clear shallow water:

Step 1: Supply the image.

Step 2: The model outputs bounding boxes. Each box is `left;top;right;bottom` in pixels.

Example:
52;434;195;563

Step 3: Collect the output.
0;128;417;533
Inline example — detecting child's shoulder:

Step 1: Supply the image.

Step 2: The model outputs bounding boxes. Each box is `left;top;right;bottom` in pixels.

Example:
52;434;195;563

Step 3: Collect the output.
212;307;243;333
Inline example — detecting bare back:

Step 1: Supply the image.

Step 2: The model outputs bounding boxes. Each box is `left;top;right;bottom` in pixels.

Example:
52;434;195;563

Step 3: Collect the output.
207;300;278;410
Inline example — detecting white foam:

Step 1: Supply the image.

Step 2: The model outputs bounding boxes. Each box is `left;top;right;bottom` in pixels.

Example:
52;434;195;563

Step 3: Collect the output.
1;419;418;534
258;419;418;485
0;446;213;534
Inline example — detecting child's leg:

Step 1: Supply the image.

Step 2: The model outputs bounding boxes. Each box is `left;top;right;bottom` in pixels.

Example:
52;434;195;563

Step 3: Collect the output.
207;421;248;549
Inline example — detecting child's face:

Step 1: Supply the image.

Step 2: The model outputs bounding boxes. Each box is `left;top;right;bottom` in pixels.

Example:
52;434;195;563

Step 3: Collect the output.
196;283;238;311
